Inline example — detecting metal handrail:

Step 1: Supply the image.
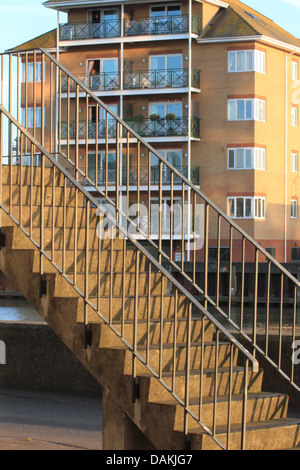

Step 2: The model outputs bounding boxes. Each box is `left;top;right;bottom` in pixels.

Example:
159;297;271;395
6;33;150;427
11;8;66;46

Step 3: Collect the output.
0;104;259;450
36;47;299;285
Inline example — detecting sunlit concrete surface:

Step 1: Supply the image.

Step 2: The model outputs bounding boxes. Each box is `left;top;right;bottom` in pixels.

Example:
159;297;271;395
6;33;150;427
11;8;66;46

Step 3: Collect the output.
0;389;102;450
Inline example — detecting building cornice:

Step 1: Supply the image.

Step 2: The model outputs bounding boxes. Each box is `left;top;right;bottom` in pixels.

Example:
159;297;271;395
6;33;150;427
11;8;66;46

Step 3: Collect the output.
197;34;300;55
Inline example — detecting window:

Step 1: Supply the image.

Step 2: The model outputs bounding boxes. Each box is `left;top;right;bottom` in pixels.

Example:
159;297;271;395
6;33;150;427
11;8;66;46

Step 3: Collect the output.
291;200;298;218
149;101;182;118
292;247;300;261
228;99;266;121
228;50;266;73
228;147;265;170
292;153;298;172
22;62;45;82
292;61;298;81
208;247;230;263
292;107;298;126
265;247;276;260
227;196;265;219
21;107;42;128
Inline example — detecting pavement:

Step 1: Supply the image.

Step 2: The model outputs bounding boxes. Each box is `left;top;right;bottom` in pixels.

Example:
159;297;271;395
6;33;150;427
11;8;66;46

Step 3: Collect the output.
0;388;102;450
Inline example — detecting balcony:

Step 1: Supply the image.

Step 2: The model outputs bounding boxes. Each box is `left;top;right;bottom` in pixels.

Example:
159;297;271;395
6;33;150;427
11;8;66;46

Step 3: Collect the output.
61;73;120;92
59;15;201;41
60;20;121;41
124;15;201;36
61;118;200;140
87;165;200;186
124;117;200;139
124;69;200;90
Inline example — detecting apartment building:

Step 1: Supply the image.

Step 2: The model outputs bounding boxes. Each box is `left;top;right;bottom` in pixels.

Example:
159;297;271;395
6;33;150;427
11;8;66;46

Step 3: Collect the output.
8;0;300;264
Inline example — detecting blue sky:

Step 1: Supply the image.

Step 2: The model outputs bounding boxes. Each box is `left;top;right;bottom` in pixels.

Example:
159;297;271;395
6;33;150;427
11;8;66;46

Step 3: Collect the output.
0;0;299;52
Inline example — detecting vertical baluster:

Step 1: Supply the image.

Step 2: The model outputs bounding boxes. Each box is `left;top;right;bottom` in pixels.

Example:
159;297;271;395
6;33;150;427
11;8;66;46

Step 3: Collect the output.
253;248;258;357
19;133;23;226
159;276;165;379
67;76;70;160
58;68;61;153
146;262;152;366
279;272;284;370
184;300;192;446
132;248;140;402
204;202;209;310
116;121;120;222
226;343;234;450
109;236;114;325
265;260;271;356
40;151;45;276
62;175;66;275
121;237;126;338
85;93;89;176
159;159;162;264
213;328;219;436
240;236;245;331
170;172;174;263
228;225;233;320
199;315;205;422
241;358;249;450
50;60;54;154
9;120;12;215
84;196;90;348
29;143;34;238
41;53;45;148
147;149;151;240
291;284;297;384
33;51;36;139
51;165;56;263
181;180;185;272
192;190;196;284
95;104;99;187
216;214;221;309
105;113;109;197
172;287;178;393
0;111;3;227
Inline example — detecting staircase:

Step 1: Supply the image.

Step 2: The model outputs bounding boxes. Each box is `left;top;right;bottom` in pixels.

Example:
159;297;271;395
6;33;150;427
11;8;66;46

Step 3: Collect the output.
0;48;299;450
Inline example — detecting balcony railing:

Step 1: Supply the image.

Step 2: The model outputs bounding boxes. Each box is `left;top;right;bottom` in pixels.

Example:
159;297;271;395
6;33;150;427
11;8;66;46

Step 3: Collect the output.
60;20;121;40
61;118;200;139
61;69;200;92
124;68;200;90
59;15;201;41
124;15;201;36
86;165;200;186
124;117;200;138
61;73;120;92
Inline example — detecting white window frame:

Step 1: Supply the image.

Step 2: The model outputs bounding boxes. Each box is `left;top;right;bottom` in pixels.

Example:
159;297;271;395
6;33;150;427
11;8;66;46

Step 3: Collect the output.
228;147;266;170
292;61;298;81
291;153;298;172
228;50;266;74
228;99;266;122
21;107;43;128
22;62;45;83
149;101;182;118
291;199;298;218
292;107;298;126
227;196;265;219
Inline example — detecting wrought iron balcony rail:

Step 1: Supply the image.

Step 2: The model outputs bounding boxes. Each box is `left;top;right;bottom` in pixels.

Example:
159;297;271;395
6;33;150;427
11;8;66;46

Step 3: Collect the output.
59;15;201;41
124;68;200;90
124;117;200;138
124;15;201;36
61;73;120;92
60;20;121;40
86;165;200;186
61;118;201;139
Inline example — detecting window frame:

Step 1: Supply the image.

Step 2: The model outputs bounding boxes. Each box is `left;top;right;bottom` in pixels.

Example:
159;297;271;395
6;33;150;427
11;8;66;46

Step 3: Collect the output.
291;153;298;173
228;147;266;170
291;199;298;219
227;196;266;219
228;49;266;74
291;106;298;127
292;61;298;81
228;98;266;122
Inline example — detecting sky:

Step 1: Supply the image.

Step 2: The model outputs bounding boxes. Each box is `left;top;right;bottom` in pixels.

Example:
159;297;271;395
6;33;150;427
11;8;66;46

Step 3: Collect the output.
0;0;299;52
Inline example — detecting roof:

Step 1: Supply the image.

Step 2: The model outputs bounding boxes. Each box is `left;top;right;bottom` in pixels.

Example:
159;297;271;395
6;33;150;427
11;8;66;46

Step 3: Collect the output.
6;29;57;53
199;0;300;49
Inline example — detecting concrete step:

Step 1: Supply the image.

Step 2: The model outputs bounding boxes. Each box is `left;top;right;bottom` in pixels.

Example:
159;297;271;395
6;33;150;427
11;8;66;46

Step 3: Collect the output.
169;392;289;430
134;341;239;374
2;165;70;187
98;318;213;349
80;294;190;321
144;367;264;401
191;417;300;450
53;271;170;297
